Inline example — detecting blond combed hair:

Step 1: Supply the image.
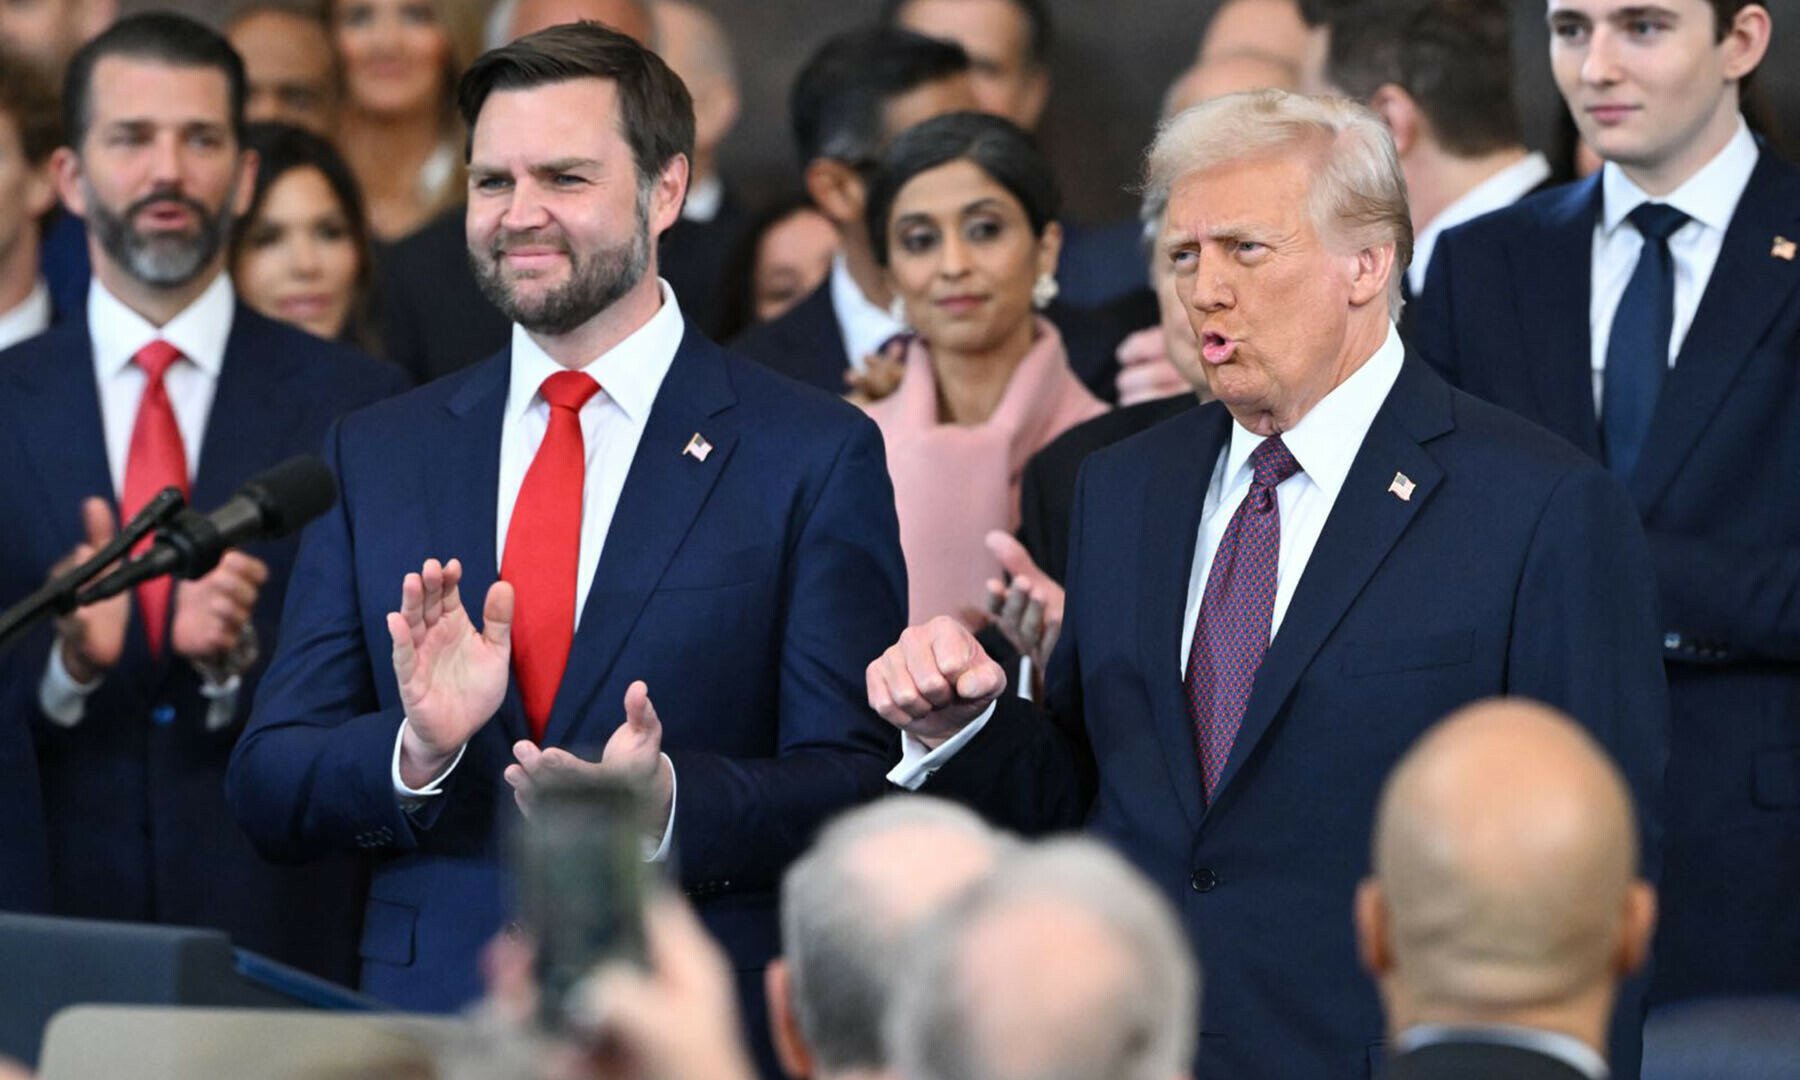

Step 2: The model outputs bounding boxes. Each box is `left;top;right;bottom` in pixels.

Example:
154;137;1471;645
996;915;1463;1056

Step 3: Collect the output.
1144;88;1413;314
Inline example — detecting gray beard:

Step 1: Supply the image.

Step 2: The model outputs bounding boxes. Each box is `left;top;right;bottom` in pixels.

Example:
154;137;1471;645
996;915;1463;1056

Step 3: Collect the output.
83;181;229;288
471;184;652;337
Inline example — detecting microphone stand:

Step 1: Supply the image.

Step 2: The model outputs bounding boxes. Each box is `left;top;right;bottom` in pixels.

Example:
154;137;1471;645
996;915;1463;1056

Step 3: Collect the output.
0;488;186;655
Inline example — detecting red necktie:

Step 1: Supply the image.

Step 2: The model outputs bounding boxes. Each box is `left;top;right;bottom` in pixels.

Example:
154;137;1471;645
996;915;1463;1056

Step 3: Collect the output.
502;371;601;741
122;340;190;659
1185;436;1301;800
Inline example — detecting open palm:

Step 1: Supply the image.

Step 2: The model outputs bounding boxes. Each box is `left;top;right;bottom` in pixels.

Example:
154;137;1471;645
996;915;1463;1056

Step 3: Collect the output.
388;558;513;763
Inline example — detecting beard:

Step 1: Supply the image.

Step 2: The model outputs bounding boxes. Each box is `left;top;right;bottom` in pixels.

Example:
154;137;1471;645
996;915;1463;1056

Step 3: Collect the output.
471;184;652;337
83;181;231;288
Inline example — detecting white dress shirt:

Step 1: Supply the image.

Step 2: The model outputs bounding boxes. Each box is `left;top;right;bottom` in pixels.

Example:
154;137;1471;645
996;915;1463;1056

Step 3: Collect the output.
1410;152;1552;296
1395;1024;1609;1079
891;325;1407;789
0;277;52;351
829;253;905;375
39;273;239;731
393;280;686;858
1589;118;1757;411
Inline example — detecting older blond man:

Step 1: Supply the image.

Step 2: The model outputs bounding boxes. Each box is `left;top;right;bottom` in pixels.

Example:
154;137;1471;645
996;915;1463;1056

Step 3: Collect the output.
867;90;1667;1077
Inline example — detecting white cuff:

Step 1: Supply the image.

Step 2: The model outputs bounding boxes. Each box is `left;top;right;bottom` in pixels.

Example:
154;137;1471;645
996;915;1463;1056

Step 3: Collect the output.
1017;656;1035;703
645;753;676;862
196;670;241;733
39;638;101;728
391;718;468;798
886;703;995;790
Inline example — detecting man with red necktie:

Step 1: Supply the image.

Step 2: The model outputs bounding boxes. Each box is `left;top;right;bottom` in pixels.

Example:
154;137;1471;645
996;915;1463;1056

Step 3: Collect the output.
0;13;406;978
226;24;907;1068
866;90;1668;1079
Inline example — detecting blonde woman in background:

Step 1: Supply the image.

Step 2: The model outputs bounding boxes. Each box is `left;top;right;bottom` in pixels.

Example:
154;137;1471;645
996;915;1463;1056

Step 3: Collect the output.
330;0;483;242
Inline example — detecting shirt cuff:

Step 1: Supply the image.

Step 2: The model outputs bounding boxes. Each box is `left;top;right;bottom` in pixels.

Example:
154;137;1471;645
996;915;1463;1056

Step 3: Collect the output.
196;670;241;733
645;753;676;862
886;703;995;790
39;638;102;728
391;718;468;804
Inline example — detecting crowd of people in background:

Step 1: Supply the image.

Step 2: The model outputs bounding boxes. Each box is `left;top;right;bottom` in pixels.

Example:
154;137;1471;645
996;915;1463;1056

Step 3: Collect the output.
0;0;1794;1078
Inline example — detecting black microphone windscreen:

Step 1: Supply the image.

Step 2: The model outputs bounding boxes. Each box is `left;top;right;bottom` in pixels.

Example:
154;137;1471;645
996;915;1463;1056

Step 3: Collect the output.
242;456;338;537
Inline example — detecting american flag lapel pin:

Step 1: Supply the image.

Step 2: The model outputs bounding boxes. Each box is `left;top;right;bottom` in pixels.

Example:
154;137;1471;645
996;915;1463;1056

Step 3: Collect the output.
683;432;713;462
1388;472;1416;501
1774;236;1797;261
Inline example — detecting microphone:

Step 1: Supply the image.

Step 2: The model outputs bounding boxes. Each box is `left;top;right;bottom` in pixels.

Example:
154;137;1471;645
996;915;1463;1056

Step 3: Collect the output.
77;456;338;604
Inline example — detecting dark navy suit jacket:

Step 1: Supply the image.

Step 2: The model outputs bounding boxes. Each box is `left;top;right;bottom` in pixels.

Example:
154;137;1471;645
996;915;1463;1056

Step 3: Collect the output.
923;357;1669;1079
0;305;408;984
226;329;907;1012
1413;150;1800;1004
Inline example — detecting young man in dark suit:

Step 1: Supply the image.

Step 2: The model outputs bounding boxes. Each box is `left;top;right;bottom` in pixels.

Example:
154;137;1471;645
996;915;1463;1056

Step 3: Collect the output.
227;26;907;1065
868;90;1668;1078
1413;0;1798;1006
0;14;407;978
1360;701;1656;1080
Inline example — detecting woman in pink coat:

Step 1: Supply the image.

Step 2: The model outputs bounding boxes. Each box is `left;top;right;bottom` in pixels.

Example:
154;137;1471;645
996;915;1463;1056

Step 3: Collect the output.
862;112;1107;625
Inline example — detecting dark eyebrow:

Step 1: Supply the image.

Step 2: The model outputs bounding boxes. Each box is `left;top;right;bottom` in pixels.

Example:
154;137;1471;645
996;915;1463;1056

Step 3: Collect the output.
528;158;602;176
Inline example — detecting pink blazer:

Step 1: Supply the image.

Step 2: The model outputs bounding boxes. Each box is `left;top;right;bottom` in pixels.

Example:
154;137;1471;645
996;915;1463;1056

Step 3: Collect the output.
866;318;1108;624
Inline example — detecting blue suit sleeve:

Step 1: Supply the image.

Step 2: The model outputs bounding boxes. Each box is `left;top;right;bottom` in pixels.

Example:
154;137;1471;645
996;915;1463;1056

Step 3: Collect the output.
226;420;421;864
662;417;907;890
1644;531;1800;662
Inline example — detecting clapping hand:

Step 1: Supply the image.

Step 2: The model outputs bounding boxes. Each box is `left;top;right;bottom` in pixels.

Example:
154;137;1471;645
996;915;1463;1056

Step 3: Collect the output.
390;557;513;788
51;497;130;685
982;531;1065;675
505;681;675;831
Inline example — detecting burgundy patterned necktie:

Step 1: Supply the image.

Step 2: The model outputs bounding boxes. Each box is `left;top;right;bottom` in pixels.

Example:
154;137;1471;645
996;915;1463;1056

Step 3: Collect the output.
1185;435;1302;800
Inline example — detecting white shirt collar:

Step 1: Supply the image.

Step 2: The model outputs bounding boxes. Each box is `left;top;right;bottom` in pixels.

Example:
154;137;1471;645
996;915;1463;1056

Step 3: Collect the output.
682;174;724;224
1397;1023;1609;1080
88;270;235;380
1601;117;1757;236
829;252;904;368
0;278;51;351
1221;322;1406;502
506;277;686;424
1411;152;1553;293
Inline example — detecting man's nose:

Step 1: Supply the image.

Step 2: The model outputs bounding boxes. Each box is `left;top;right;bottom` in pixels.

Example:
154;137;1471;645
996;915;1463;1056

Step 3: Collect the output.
1187;255;1231;313
1581;27;1622;86
502;181;551;229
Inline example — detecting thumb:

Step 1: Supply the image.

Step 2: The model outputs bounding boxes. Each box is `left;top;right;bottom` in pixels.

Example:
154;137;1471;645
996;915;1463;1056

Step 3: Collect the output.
482;580;514;650
82;496;117;547
624;680;662;738
954;657;1007;702
984;530;1042;581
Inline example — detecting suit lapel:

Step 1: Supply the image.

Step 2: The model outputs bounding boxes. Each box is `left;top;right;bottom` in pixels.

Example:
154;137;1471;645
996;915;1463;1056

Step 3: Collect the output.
542;330;738;748
10;328;114;539
429;352;524;741
190;308;308;513
1137;407;1232;830
794;283;852;388
8;327;158;682
1629;150;1800;513
1207;358;1451;809
1516;178;1603;456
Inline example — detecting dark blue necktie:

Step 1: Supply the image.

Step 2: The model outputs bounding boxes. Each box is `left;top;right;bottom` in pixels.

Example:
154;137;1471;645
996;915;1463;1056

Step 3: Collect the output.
1602;202;1690;479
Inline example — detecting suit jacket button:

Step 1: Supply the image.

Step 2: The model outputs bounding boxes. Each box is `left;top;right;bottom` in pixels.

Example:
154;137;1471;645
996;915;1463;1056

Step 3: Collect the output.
1190;868;1219;893
151;704;177;726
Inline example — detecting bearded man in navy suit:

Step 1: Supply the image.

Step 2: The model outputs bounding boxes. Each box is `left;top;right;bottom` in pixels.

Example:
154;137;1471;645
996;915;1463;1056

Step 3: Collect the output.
227;25;907;1068
868;89;1668;1079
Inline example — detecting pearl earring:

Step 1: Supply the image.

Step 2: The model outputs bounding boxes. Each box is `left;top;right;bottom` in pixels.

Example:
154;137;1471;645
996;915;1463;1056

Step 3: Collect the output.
1031;274;1060;310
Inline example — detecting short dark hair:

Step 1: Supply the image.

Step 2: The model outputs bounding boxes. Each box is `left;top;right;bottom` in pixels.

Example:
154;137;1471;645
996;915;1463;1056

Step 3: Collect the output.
1327;0;1524;158
864;110;1059;267
790;27;971;170
64;12;248;151
1706;0;1758;37
457;20;694;189
879;0;1054;69
234;121;374;311
0;43;61;166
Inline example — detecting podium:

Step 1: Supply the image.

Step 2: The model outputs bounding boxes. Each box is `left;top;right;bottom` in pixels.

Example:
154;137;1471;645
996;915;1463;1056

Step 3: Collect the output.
0;913;381;1068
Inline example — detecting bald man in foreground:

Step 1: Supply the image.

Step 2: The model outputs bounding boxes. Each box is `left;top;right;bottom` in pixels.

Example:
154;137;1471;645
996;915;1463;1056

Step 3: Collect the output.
1358;700;1657;1080
769;797;1010;1080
